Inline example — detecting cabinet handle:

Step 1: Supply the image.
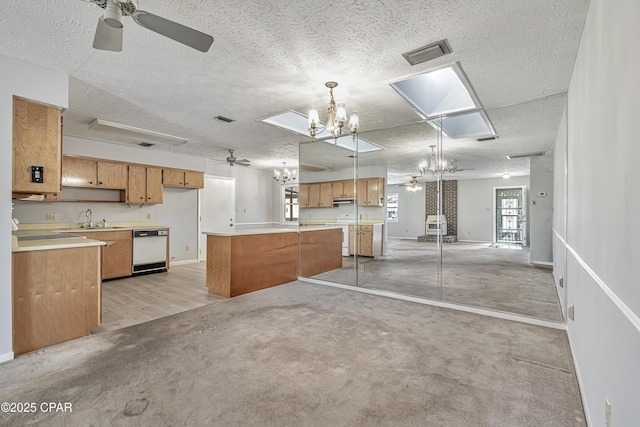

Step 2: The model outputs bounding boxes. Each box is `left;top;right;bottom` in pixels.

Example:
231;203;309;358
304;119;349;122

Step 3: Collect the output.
99;182;103;185
140;197;144;200
89;181;93;184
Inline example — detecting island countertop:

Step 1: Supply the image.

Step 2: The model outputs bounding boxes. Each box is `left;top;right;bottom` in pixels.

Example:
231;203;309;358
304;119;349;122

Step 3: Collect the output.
203;225;343;237
12;230;106;253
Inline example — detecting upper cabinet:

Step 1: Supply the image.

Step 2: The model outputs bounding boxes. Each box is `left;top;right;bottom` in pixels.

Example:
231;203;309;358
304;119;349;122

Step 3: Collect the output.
332;179;355;199
62;156;127;189
127;165;163;204
163;169;204;189
307;182;333;208
357;178;385;207
12;96;62;194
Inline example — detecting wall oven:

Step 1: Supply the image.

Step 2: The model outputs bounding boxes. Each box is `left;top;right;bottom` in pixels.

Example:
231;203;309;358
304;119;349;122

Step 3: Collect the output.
132;228;168;274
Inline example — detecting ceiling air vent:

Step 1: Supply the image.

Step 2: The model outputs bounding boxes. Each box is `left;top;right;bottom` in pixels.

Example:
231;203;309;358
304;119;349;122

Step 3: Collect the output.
138;142;155;148
215;115;235;123
506;152;546;159
402;39;452;66
476;136;498;142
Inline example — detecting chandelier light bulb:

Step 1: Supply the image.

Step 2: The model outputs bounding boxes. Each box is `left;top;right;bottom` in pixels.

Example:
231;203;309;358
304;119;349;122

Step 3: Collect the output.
348;112;359;133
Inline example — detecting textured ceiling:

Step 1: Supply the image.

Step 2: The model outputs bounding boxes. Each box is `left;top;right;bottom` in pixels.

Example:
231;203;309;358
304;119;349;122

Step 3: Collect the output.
0;0;589;181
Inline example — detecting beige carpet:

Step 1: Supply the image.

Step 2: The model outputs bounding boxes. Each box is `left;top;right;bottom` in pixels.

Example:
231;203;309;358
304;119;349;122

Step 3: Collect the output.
0;281;584;426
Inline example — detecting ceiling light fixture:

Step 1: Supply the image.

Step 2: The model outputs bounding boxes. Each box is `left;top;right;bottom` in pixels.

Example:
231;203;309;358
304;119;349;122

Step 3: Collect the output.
503;172;511;179
274;162;297;184
308;81;359;143
420;145;458;175
406;177;423;192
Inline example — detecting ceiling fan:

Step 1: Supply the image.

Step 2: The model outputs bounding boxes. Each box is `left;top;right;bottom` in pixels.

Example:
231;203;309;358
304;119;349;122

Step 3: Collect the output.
225;149;251;167
82;0;214;52
400;176;424;191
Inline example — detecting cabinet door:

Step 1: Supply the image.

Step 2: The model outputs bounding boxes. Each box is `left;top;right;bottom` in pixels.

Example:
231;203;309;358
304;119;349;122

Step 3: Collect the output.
308;183;321;207
102;239;133;279
331;181;343;199
184;171;204;188
299;184;310;208
127;165;147;203
62;157;97;187
97;162;127;188
343;179;355;198
357;179;368;206
359;225;374;256
366;178;379;206
12;97;62;194
146;167;164;203
320;182;333;207
163;169;185;186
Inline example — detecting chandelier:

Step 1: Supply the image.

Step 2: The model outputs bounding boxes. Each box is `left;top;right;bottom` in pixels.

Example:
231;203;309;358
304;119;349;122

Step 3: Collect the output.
273;162;297;184
308;81;360;142
420;145;457;175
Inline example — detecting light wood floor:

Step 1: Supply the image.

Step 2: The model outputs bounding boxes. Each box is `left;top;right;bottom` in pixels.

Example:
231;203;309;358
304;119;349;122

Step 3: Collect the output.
98;262;223;332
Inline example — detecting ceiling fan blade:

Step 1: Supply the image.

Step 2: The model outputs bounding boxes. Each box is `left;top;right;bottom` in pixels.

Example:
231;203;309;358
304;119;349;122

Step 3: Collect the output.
236;162;250;167
93;17;123;51
132;11;213;52
235;159;250;163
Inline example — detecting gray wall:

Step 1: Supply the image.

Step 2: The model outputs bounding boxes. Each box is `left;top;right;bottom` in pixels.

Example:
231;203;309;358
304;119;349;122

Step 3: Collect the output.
553;0;640;424
386;184;426;238
528;156;554;263
457;176;530;242
1;55;69;361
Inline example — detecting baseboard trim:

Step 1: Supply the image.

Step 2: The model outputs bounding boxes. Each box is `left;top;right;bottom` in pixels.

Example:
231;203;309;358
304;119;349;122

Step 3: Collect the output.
0;352;14;364
170;259;200;266
531;261;553;268
298;277;566;330
456;239;493;243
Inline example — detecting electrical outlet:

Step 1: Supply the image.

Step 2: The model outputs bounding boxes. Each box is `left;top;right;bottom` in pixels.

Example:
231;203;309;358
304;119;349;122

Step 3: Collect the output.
236;208;240;213
359;264;365;273
568;304;575;321
147;213;152;220
559;277;564;288
605;397;611;427
45;213;57;221
185;245;190;252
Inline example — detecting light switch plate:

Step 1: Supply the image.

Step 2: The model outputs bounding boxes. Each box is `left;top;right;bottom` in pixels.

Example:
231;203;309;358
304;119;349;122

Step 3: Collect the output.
559;277;564;288
568;304;575;321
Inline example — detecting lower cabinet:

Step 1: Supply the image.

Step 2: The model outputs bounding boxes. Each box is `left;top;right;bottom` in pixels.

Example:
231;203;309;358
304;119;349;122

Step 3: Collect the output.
348;224;383;257
12;246;101;355
74;230;132;279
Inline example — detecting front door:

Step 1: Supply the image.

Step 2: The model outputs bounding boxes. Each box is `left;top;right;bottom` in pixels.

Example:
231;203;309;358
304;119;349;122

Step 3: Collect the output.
494;186;527;244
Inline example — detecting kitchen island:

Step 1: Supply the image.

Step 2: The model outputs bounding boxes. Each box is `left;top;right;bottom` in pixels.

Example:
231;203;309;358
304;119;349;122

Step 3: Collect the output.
203;226;342;298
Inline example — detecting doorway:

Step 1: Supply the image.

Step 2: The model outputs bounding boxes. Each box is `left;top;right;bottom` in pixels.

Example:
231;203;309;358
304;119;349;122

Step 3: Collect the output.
198;176;235;261
494;186;527;245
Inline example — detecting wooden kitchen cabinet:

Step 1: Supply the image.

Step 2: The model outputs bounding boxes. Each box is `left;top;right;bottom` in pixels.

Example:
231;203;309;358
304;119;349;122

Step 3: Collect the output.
299;184;310;208
308;182;333;208
332;179;355;199
73;230;132;280
12;96;62;194
128;165;163;204
163;169;204;189
62;156;97;187
97;161;128;188
348;224;383;257
357;177;385;207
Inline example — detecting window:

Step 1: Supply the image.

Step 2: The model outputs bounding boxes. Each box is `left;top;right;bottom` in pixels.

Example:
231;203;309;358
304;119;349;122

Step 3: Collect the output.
282;185;299;223
387;193;398;222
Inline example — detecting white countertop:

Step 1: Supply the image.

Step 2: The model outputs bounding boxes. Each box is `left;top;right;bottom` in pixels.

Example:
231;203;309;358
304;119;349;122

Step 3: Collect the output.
203;225;344;237
12;232;106;253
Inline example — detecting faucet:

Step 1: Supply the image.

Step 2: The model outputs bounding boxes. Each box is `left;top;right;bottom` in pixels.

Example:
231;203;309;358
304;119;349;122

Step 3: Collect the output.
85;209;92;227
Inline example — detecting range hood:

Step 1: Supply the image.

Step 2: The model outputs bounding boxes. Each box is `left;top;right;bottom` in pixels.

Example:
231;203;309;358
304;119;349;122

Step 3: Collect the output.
333;197;355;204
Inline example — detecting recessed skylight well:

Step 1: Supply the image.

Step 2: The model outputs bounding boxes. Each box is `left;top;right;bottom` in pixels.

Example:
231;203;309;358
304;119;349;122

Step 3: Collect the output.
390;63;479;118
430;111;496;139
259;111;383;153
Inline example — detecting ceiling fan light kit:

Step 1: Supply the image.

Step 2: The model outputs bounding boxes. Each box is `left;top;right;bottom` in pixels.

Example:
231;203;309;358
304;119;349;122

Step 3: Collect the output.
85;0;214;52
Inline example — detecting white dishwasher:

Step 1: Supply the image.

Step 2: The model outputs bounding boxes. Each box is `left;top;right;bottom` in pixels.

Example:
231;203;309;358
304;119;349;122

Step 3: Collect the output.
132;228;169;274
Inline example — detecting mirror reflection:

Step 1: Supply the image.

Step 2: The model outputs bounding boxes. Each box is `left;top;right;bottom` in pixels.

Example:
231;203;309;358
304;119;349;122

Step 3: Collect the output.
298;95;565;322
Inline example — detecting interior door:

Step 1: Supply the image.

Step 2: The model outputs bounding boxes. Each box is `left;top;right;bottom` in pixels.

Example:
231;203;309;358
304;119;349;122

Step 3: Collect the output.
494;186;526;244
199;175;235;261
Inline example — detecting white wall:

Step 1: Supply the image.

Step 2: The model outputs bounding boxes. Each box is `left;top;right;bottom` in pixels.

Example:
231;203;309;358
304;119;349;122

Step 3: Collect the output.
528;156;554;263
553;107;568;315
386;184;426;238
1;55;69;362
457;176;530;242
554;0;640;425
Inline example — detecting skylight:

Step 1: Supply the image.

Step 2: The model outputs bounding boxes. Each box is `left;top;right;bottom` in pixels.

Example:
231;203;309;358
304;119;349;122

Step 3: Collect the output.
259;111;383;153
390;63;478;118
430;111;496;139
